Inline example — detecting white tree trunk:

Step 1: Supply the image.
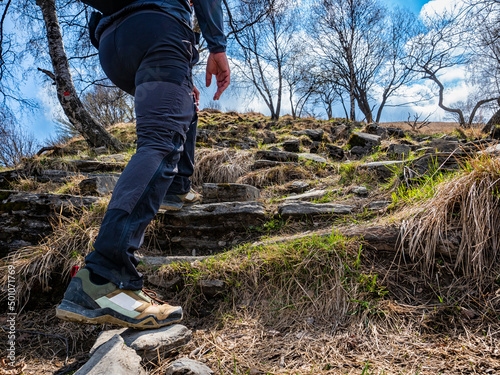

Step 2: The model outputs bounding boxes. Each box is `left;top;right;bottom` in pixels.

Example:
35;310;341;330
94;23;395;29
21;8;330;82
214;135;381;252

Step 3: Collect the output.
36;0;123;152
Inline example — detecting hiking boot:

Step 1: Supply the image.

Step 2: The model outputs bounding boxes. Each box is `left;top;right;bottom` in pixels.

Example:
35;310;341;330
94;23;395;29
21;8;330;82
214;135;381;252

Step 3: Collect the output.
160;188;202;211
55;268;182;329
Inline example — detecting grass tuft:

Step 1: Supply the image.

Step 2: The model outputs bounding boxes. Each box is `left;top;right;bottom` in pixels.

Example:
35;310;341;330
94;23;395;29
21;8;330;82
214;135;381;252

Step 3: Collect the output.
193;148;253;185
400;153;500;281
0;200;108;310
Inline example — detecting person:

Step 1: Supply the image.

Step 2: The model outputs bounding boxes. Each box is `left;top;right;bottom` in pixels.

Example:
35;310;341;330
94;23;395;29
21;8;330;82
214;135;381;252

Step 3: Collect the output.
55;0;230;329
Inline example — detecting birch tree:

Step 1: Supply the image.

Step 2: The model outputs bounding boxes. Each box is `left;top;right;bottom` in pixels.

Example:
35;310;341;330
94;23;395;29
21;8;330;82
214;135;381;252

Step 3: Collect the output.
34;0;123;150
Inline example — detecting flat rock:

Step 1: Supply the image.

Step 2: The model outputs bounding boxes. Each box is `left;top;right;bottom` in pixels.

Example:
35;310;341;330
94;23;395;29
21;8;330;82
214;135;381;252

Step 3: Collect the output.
278;202;353;218
288;181;310;193
325;144;345;159
202;183;260;203
479;143;500;155
250;160;298;170
68;159;126;173
100;153;127;163
160;201;265;226
387;144;410;158
262;131;277;144
91;325;192;360
366;201;391;210
282;139;300;152
79;175;120;196
348;132;381;148
352;186;368;196
284;189;329;202
77;334;145;375
0;169;22;189
426;139;460;153
291;129;324;142
94;146;108;155
331;124;349;140
365;124;405;139
255;150;299;162
165;358;214;375
350;146;370;155
408;153;463;176
359;161;405;179
198;279;225;297
298;153;327;164
137;255;209;266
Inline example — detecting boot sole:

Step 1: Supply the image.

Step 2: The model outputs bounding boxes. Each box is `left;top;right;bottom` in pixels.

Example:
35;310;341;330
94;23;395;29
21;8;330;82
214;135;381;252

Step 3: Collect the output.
56;302;182;330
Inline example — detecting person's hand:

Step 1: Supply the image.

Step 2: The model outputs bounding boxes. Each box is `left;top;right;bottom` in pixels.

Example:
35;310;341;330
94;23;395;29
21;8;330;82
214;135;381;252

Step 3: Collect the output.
205;52;230;100
193;85;200;111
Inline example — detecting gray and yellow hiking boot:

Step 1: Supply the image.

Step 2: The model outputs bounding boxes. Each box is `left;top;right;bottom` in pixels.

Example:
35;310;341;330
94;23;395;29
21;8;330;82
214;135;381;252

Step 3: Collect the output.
160;188;202;211
56;269;182;329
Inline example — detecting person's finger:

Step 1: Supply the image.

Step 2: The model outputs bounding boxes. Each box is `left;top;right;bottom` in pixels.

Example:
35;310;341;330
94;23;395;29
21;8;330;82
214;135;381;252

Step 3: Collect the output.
205;69;212;88
214;72;230;100
193;86;200;103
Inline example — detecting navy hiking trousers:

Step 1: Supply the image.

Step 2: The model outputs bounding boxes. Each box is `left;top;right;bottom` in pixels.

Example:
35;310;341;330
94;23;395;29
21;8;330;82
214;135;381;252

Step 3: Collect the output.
85;10;199;290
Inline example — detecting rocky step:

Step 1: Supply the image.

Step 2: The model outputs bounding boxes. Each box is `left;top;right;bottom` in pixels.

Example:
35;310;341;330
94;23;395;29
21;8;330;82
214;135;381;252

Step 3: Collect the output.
155;201;266;255
0;166;122;189
0;190;359;257
75;324;212;375
0;190;100;257
68;159;127;173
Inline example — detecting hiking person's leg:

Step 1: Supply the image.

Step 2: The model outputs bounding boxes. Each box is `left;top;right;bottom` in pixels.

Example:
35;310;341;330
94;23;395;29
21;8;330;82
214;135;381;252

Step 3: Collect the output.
57;11;197;328
161;110;201;211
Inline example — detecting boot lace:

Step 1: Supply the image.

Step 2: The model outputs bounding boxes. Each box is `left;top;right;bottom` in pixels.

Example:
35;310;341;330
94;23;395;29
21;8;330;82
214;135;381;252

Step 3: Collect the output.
142;288;167;305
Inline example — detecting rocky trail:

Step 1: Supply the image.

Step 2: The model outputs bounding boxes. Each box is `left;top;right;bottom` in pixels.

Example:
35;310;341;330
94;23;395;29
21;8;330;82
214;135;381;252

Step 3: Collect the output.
1;111;500;374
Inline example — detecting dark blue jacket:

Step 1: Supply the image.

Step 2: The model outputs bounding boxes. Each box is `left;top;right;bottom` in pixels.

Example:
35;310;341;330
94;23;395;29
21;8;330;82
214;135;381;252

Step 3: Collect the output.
94;0;226;53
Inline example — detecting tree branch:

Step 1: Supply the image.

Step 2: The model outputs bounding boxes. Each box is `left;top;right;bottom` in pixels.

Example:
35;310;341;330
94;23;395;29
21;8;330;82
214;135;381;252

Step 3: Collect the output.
37;67;56;82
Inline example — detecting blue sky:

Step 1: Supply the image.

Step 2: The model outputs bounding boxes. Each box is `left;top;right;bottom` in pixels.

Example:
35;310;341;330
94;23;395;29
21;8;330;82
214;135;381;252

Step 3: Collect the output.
10;1;448;143
388;0;429;14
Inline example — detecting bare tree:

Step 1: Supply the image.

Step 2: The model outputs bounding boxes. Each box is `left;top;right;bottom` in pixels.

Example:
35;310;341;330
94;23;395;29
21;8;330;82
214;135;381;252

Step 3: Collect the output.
406;6;499;128
313;0;387;122
33;0;123;151
227;0;297;120
282;46;317;119
465;0;500;131
0;108;38;167
374;8;419;123
82;84;135;127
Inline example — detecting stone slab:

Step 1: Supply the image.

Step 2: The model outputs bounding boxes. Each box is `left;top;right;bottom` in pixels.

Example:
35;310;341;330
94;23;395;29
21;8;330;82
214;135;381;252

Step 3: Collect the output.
255;150;299;162
159;201;265;227
359;161;406;179
278;202;353;218
348;132;381;148
298;153;327;164
77;334;145;375
283;189;329;202
202;183;260;203
251;160;298;170
137;255;209;267
291;129;324;142
79;175;120;196
91;325;192;360
165;358;214;375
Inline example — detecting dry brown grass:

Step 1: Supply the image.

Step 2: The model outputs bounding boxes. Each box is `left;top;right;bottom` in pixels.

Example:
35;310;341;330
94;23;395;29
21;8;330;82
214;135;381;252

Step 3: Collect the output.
0;200;108;310
237;165;314;188
400;153;500;281
380;121;462;134
147;232;500;375
151;315;499;375
193;148;253;186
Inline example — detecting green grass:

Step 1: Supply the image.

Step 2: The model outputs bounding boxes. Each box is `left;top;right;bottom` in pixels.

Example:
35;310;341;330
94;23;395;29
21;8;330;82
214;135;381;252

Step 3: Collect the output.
159;231;373;321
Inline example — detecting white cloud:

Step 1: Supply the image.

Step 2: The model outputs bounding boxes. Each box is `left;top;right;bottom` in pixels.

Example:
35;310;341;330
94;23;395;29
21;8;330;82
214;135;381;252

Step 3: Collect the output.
420;0;466;19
